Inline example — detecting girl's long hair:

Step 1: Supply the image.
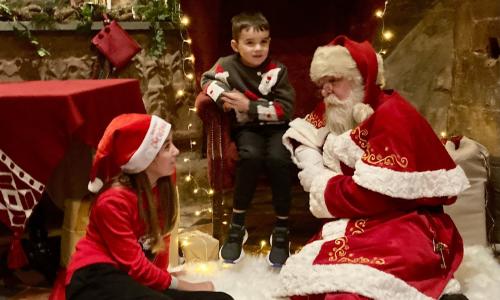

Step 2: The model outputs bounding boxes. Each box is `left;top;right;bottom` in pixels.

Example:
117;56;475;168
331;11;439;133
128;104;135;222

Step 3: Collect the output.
92;172;178;254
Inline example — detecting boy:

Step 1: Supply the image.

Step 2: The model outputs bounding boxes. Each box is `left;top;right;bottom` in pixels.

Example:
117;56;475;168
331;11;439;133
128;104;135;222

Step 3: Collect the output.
201;11;295;267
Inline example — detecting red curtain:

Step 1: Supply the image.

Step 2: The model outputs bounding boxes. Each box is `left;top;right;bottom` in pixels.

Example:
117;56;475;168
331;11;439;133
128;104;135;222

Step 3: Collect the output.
181;0;384;117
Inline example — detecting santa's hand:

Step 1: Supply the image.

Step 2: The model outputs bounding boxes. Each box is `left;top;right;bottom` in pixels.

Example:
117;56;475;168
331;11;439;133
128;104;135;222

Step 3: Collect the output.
299;166;335;192
322;134;341;173
295;145;323;170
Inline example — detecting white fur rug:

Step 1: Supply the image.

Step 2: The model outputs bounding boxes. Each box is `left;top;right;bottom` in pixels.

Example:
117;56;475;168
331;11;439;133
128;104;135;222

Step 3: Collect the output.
177;246;500;300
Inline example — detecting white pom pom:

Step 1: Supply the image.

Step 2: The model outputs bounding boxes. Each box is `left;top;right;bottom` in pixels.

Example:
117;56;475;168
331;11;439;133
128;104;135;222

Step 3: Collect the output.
352;103;374;123
88;177;104;193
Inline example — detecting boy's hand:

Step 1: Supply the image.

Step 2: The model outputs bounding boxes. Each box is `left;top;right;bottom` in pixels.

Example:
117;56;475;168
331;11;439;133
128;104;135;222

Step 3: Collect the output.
222;101;232;112
221;90;250;112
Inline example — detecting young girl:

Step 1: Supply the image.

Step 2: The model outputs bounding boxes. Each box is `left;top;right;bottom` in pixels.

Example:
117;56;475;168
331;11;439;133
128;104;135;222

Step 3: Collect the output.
65;114;233;300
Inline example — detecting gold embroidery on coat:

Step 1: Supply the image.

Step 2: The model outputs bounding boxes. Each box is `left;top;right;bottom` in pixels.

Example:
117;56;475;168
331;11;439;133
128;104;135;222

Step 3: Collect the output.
327;236;386;265
338;254;386;265
363;145;409;168
352;127;409;168
352;127;369;149
305;113;325;129
328;237;348;261
349;219;367;235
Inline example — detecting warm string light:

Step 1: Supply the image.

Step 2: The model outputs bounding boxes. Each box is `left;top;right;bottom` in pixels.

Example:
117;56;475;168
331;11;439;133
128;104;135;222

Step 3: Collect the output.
376;1;394;55
175;6;214;201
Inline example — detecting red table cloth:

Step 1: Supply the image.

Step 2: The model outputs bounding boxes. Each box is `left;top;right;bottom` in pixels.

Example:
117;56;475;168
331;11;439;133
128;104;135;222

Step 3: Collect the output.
0;79;146;268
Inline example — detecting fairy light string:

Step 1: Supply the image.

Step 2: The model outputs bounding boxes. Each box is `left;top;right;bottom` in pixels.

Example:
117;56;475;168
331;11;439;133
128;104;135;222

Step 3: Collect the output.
176;6;214;222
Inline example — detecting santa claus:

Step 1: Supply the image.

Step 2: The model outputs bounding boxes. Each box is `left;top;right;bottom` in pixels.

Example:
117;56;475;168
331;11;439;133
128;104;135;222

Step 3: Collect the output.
278;36;471;300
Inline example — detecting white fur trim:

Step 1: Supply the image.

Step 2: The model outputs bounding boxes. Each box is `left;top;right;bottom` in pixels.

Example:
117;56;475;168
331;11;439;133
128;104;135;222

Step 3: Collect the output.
442;279;461;295
352;103;374;123
206;81;225;102
122;115;171;173
353;160;471;199
455;245;500;299
310;45;363;83
278;261;433;299
376;52;385;87
321;219;349;240
309;170;337;218
330;130;364;168
283;118;330;165
88;177;103;194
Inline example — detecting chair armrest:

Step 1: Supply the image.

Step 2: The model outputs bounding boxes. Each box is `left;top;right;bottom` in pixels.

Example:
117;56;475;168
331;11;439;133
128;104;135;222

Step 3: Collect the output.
195;92;220;124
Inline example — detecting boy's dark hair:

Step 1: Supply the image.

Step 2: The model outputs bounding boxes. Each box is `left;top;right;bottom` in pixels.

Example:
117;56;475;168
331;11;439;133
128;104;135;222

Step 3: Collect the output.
231;11;270;40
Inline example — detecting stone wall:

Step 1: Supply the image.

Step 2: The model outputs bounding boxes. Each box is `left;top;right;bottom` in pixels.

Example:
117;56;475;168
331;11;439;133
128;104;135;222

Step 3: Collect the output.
384;0;500;156
0;23;208;209
450;0;500;156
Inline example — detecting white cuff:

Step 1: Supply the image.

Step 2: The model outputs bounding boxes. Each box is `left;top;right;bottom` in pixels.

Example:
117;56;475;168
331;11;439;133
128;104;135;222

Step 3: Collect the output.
169;276;178;289
309;170;337;218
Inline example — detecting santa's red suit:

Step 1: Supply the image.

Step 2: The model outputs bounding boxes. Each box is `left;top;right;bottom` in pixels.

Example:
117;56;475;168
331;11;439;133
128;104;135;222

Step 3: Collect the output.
277;36;470;300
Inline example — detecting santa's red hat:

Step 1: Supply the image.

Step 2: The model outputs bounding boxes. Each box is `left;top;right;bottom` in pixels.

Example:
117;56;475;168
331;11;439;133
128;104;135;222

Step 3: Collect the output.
88;114;171;193
310;36;385;113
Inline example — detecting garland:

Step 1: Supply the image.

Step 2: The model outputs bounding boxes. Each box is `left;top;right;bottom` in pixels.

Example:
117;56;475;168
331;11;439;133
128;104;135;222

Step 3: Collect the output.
0;0;181;58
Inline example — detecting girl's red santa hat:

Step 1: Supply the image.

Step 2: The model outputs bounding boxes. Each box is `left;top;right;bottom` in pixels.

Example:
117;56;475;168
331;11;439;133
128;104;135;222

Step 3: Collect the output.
88;113;171;193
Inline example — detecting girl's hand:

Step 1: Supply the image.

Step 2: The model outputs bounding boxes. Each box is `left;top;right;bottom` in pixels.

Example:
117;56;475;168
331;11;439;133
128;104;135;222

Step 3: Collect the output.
170;269;186;277
177;279;215;291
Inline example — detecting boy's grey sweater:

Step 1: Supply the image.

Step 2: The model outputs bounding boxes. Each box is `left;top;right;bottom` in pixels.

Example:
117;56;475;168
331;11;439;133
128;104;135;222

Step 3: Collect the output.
201;54;295;126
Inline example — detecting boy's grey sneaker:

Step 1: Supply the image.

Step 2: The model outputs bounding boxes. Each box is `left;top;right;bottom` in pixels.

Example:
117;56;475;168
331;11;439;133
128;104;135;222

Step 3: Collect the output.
267;227;290;267
219;224;248;263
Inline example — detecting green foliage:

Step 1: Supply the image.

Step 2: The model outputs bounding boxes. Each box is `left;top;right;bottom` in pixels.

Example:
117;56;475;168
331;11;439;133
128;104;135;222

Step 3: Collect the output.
0;1;12;20
133;0;180;58
31;0;57;30
74;2;106;34
12;21;50;57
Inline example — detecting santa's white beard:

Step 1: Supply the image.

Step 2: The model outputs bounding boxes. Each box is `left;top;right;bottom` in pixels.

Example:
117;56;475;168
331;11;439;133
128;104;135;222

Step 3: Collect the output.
324;94;357;135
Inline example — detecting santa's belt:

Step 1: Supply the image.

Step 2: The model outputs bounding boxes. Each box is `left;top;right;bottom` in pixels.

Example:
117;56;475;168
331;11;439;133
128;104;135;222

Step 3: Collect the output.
417;205;444;214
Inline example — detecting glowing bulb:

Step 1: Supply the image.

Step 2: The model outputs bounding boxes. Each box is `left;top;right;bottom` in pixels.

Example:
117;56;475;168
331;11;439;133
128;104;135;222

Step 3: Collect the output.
188;123;193;129
208;208;212;213
176;90;185;97
189;107;197;112
260;240;267;248
440;131;447;138
185;38;192;44
193;188;199;194
185;175;192;182
181;239;190;247
207;189;214;195
382;30;394;41
374;10;384;18
191;141;197;146
222;221;228;225
379;49;387;55
181;16;190;26
183;157;190;162
195;210;201;216
186;73;194;80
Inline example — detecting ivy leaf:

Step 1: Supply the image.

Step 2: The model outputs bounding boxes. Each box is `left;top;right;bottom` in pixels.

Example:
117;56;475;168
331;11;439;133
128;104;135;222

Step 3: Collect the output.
37;48;50;57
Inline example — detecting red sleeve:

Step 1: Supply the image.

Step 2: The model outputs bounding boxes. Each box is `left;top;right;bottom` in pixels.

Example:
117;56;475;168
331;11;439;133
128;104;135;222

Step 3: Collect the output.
93;196;172;291
323;175;418;218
